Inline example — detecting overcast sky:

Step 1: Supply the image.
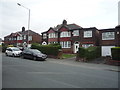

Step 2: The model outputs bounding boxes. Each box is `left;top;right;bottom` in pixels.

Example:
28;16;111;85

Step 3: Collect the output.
0;0;119;39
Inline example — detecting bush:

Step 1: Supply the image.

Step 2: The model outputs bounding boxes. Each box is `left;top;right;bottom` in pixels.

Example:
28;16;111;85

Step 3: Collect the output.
31;43;61;56
86;46;101;60
78;46;101;60
111;47;120;61
78;47;86;58
2;43;7;53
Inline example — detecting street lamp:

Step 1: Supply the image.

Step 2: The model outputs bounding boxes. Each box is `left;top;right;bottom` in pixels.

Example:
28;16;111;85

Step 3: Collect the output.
17;3;30;46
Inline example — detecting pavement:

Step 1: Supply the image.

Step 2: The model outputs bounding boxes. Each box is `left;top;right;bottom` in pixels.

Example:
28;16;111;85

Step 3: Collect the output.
47;57;120;72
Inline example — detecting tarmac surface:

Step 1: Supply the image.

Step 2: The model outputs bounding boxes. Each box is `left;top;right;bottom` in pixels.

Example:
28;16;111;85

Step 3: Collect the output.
47;57;120;72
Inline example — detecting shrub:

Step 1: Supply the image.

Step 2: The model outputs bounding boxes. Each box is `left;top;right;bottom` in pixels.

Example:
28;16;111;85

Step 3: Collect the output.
86;46;101;60
111;47;120;61
31;43;61;56
78;47;86;58
2;43;7;53
78;46;101;60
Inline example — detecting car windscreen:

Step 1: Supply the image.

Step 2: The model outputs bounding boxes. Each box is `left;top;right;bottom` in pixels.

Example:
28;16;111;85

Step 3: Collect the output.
12;48;20;51
30;49;42;54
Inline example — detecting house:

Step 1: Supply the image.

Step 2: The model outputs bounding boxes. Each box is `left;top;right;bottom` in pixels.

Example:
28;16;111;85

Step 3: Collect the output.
4;27;42;48
41;20;100;53
99;25;120;56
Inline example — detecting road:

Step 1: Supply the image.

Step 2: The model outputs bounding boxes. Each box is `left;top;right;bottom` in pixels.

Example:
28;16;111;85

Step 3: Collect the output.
2;53;119;88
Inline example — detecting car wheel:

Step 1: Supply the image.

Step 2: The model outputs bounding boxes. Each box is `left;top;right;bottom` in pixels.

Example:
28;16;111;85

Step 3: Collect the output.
12;54;15;57
33;57;37;61
5;53;8;56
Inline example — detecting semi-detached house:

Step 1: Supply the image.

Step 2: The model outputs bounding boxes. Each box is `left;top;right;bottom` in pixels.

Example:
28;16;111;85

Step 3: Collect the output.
42;20;100;54
42;20;120;56
4;27;42;48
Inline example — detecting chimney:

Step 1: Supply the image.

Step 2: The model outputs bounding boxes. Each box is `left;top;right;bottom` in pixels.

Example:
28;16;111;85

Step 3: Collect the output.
22;27;25;32
62;20;67;25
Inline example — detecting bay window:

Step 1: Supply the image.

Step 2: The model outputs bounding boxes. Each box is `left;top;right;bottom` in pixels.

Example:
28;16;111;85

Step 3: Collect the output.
60;41;71;48
60;31;71;37
48;33;57;38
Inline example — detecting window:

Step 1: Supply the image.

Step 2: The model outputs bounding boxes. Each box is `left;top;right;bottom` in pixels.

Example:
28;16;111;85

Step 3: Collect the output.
73;30;79;36
82;44;93;48
28;36;32;41
84;31;92;38
43;33;47;39
48;33;57;38
60;31;71;37
24;35;26;40
102;32;115;40
60;41;71;48
17;36;22;40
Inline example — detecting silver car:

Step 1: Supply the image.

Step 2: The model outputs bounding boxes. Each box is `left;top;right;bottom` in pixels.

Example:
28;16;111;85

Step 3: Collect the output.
5;47;22;57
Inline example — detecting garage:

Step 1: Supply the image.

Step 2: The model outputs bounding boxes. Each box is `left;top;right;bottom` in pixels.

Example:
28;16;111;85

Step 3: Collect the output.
101;46;115;56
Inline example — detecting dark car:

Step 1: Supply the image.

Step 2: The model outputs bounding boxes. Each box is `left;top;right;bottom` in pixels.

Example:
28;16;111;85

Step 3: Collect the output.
21;49;47;61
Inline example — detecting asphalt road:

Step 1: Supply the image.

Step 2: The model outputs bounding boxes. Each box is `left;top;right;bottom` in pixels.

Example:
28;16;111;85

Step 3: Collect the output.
2;53;119;88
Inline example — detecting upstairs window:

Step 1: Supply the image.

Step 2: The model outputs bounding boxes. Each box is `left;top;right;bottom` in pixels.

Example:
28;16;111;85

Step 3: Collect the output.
73;30;79;36
17;36;22;40
102;32;115;40
60;31;71;37
84;31;92;38
28;36;32;41
24;35;26;40
43;33;47;39
48;33;57;38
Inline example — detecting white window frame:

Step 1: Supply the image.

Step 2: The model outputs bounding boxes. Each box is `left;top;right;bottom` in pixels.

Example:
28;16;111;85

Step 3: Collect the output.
24;35;26;40
43;33;47;39
82;44;93;48
60;41;71;48
48;33;57;38
60;31;71;37
102;32;115;40
28;36;32;41
73;30;79;36
84;31;92;38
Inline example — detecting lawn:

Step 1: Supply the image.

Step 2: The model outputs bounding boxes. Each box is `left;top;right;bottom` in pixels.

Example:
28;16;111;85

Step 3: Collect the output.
62;53;76;59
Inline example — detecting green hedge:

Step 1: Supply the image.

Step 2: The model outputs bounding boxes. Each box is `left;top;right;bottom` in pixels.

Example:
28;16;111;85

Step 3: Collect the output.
78;46;101;60
2;43;7;53
31;43;61;56
111;47;120;61
78;47;86;58
86;46;101;60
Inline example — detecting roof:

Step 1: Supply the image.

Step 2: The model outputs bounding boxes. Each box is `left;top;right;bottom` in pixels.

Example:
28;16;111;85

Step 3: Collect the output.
4;30;41;38
51;23;82;31
41;20;83;34
98;28;115;31
82;27;98;30
67;24;82;30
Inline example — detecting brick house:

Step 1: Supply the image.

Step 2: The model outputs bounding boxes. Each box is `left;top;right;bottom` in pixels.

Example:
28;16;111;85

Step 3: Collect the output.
99;25;120;56
4;27;42;48
41;20;100;53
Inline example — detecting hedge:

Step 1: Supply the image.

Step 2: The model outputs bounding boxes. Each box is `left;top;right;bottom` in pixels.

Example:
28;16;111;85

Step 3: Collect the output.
31;43;61;56
86;46;101;60
78;46;101;60
111;47;120;61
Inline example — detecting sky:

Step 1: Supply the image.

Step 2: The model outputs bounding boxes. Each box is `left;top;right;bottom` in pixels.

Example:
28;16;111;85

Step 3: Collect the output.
0;0;119;39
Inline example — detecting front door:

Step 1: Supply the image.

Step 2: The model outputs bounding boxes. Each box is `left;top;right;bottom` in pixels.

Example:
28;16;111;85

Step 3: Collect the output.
74;42;79;53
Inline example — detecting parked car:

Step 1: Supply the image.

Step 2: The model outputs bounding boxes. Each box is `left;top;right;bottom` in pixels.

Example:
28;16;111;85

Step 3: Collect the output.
5;47;22;57
21;49;47;61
